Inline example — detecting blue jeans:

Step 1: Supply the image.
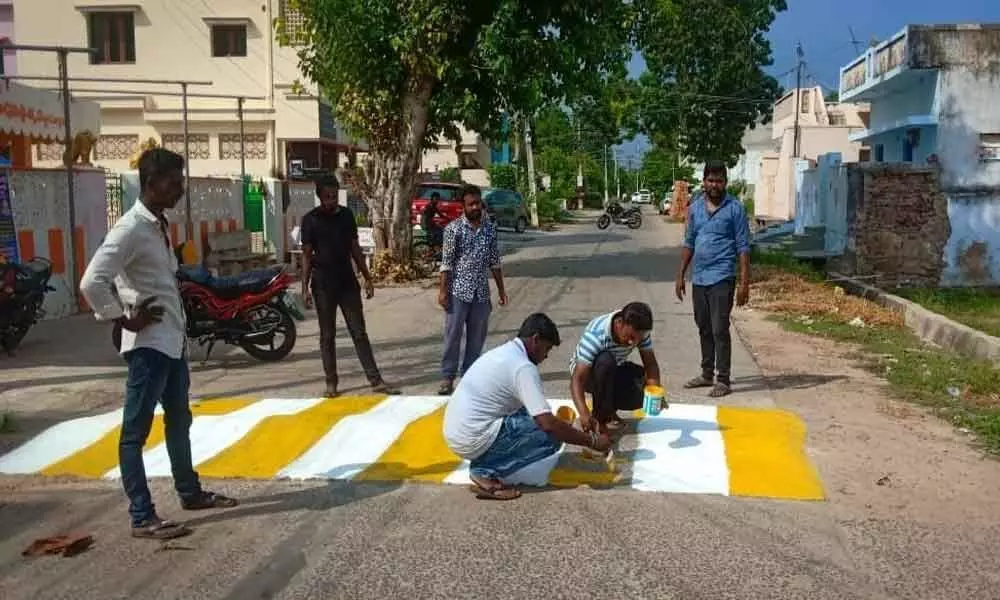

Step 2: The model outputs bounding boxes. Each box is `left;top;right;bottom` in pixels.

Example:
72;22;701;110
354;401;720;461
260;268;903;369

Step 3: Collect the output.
469;408;562;481
442;299;491;380
121;347;202;526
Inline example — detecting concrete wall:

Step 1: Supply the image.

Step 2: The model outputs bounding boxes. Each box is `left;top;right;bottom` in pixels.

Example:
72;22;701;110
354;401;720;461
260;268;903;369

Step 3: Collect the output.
122;172;244;260
942;193;1000;286
9;169;107;319
754;154;779;220
793;160;820;235
0;1;15;75
868;72;938;133
937;68;1000;191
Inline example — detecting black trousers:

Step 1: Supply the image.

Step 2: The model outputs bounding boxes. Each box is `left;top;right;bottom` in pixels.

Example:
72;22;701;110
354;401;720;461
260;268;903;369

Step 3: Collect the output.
312;282;381;389
587;351;644;423
692;278;736;385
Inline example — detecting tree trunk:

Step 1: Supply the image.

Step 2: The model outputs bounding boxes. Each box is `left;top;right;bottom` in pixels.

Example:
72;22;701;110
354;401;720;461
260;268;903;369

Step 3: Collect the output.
367;77;434;260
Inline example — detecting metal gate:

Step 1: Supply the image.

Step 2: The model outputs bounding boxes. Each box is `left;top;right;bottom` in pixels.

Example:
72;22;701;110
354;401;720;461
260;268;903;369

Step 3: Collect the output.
105;170;124;230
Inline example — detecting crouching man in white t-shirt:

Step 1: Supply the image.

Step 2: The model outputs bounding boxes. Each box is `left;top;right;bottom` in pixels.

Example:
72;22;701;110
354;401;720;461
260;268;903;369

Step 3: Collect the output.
443;313;613;500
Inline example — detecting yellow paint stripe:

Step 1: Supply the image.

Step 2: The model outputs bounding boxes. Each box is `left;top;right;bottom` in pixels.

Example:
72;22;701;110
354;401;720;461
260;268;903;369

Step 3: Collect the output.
548;451;621;488
41;398;257;478
355;407;462;483
197;395;386;479
718;407;824;500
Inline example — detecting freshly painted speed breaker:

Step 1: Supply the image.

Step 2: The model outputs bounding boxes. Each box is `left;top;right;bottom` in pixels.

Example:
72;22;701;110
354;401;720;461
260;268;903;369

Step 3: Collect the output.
0;396;824;501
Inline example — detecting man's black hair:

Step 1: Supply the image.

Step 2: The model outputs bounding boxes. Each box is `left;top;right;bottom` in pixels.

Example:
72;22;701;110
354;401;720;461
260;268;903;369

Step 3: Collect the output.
138;148;184;191
703;160;728;179
518;313;560;346
458;183;482;202
315;174;340;196
619;301;654;332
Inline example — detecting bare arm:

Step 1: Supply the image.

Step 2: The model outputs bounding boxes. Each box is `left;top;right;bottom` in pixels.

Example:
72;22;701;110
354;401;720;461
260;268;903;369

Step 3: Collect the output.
638;348;661;387
570;363;595;429
534;413;605;449
351;239;372;282
677;246;693;282
301;245;313;289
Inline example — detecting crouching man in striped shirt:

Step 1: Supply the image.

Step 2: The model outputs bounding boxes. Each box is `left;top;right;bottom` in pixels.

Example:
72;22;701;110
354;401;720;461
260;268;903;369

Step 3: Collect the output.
569;302;662;434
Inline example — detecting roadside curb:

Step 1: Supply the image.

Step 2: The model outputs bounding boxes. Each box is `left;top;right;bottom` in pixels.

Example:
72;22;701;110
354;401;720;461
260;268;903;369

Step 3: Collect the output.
830;272;1000;365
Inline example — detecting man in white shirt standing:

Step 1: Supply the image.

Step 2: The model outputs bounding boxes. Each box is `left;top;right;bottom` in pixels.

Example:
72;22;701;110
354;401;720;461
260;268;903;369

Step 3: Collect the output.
443;313;611;500
80;148;237;540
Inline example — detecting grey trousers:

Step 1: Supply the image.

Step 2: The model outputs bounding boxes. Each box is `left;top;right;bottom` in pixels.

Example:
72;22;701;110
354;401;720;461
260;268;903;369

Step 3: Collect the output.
441;299;491;380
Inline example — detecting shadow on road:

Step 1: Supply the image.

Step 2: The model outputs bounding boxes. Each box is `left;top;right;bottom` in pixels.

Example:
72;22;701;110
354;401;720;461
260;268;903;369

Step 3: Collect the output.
732;374;849;394
506;246;681;283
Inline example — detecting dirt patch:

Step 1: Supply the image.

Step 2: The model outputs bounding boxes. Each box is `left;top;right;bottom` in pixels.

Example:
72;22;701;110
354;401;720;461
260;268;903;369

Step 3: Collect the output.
751;265;903;328
734;308;998;528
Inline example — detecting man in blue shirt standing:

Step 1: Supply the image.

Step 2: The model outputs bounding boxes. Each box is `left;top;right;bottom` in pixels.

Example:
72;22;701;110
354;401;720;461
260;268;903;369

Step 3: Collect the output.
675;161;751;398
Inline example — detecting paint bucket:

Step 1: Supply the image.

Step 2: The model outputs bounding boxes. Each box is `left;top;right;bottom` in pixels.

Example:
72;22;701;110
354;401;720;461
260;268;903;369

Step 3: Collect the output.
643;385;665;417
555;405;577;424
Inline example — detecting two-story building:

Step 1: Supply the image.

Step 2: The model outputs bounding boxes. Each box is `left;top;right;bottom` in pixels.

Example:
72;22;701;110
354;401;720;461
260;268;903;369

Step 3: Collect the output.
15;0;365;178
754;86;869;221
0;0;15;75
839;23;1000;285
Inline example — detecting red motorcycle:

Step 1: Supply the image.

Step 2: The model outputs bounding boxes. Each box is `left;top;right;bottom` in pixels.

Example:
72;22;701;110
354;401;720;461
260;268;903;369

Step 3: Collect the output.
112;264;301;361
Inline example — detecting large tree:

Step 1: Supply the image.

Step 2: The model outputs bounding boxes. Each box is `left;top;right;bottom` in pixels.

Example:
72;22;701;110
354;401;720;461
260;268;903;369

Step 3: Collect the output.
280;0;630;258
634;0;786;165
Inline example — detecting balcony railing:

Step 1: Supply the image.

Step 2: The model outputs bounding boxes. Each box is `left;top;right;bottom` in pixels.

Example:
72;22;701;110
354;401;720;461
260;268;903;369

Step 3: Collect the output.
839;27;909;99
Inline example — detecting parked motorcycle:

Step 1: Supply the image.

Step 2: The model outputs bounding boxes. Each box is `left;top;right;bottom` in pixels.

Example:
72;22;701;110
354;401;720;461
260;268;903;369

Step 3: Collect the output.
112;264;300;361
0;257;55;353
597;201;643;230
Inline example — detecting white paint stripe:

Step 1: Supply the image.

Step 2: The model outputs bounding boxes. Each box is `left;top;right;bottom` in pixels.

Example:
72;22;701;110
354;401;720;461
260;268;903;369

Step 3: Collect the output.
630;404;729;495
0;409;123;474
105;398;324;479
278;395;446;480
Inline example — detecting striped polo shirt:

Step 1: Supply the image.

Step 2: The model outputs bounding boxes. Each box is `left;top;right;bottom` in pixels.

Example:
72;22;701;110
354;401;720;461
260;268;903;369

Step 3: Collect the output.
569;311;653;372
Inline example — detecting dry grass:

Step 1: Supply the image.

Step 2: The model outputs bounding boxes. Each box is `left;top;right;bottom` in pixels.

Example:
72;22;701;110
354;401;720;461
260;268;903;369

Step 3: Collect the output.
750;265;904;328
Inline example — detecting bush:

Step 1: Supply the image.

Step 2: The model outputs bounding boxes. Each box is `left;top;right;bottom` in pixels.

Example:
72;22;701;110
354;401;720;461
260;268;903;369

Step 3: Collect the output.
536;191;563;223
439;167;462;183
487;164;517;190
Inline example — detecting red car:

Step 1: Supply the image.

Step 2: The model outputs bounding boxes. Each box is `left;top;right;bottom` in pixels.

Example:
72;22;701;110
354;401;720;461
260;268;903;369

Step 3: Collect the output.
409;182;465;229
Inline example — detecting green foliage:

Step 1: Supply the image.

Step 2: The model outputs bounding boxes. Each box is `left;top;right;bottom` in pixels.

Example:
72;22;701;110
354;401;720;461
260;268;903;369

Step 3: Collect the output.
438;167;462;183
535;191;566;223
487;163;517;190
634;0;787;164
894;287;1000;338
727;179;750;200
280;0;632;157
639;144;694;200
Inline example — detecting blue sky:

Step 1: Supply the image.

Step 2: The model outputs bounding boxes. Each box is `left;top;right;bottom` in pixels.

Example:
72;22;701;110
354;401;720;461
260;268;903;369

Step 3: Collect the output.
617;0;1000;161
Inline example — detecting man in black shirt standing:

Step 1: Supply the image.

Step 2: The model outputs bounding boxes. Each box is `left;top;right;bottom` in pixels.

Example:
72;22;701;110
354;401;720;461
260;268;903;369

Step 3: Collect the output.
300;175;399;397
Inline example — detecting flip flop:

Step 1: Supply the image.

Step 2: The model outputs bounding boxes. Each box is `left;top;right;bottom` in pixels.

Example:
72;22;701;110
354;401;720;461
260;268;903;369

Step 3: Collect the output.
181;491;239;511
131;519;191;540
709;382;732;398
469;478;521;501
683;375;714;389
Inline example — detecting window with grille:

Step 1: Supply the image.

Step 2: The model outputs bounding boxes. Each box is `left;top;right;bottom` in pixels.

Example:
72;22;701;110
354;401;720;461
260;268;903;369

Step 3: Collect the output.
279;0;308;46
88;12;136;64
828;112;847;126
95;135;139;161
219;134;268;160
162;134;211;159
211;24;247;57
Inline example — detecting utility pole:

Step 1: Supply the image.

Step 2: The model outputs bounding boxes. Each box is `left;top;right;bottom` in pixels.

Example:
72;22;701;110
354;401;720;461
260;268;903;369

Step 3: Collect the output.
575;118;583;210
793;42;804;158
603;144;609;206
523;116;538;227
614;147;620;200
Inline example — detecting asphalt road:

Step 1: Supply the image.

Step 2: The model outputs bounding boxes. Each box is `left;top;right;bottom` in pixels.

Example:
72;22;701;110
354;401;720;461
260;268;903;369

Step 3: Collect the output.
1;210;996;599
